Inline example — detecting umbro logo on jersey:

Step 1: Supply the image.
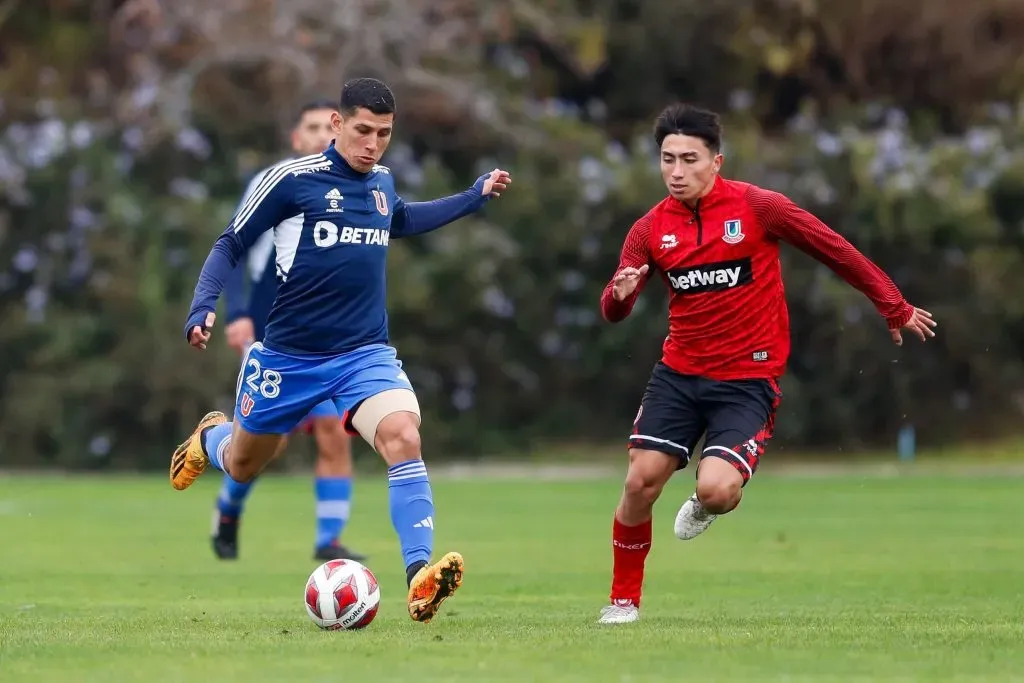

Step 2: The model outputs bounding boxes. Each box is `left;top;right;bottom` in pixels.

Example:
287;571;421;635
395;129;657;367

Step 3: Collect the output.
325;188;344;213
666;258;753;294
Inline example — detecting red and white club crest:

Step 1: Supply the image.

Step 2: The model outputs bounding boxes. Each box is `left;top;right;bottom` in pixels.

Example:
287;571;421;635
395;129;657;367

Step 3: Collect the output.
371;189;389;216
239;393;255;417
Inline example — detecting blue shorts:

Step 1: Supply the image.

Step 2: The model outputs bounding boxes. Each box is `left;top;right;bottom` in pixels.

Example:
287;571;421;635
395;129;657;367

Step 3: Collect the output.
234;342;414;435
237;344;340;430
296;398;340;429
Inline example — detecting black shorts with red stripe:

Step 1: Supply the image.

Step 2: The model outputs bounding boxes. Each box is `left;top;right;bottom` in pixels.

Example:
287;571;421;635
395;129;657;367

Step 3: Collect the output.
628;362;782;485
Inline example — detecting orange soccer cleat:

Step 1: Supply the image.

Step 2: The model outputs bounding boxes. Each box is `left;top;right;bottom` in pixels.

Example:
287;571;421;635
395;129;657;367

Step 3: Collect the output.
169;411;226;490
407;551;464;623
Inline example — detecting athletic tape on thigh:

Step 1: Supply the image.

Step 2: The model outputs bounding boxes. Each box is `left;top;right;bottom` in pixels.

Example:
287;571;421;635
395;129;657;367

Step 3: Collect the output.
351;389;421;447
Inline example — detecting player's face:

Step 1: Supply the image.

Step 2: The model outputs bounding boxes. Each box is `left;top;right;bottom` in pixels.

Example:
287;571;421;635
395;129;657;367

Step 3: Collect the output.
660;134;723;204
332;108;394;173
291;109;336;157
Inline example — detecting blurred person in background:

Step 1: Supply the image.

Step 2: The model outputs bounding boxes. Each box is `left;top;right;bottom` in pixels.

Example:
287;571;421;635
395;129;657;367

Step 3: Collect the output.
213;100;366;564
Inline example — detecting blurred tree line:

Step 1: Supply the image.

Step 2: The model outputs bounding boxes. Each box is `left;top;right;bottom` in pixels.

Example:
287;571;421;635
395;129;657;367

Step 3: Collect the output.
1;0;1023;468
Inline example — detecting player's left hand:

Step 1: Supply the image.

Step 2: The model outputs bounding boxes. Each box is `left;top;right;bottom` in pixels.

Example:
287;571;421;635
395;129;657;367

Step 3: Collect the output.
891;307;936;346
480;168;512;198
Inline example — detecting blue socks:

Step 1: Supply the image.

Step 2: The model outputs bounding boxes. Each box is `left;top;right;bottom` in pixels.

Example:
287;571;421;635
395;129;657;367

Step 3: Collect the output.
217;475;254;519
388;460;434;569
204;422;250;520
314;477;352;549
203;422;361;552
202;422;233;472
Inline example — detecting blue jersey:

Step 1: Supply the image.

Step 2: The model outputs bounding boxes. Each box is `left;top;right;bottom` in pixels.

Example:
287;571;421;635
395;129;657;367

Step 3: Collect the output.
186;143;491;355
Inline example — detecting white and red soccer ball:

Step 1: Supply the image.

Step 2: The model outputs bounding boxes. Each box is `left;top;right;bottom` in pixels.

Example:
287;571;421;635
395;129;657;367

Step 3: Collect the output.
304;559;381;630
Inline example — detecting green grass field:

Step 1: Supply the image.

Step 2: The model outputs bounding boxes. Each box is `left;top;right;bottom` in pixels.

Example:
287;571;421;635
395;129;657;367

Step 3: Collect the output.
1;467;1022;682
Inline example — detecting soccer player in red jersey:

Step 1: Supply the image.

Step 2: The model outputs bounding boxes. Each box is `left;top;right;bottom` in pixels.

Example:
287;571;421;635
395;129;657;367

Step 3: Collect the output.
596;103;937;624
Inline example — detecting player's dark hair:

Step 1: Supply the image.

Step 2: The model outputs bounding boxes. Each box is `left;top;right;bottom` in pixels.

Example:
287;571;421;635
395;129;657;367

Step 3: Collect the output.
339;78;396;117
653;103;722;153
294;99;337;125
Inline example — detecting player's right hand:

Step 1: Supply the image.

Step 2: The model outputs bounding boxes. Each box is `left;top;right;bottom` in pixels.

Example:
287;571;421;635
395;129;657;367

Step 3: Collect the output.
612;265;649;301
188;311;216;350
225;317;255;355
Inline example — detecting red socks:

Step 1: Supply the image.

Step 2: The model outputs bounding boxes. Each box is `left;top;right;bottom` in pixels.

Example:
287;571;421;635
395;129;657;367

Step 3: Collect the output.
610;516;652;607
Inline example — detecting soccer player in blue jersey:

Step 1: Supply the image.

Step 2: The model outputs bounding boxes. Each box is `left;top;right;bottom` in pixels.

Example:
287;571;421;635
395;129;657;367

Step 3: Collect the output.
172;77;511;623
213;99;366;564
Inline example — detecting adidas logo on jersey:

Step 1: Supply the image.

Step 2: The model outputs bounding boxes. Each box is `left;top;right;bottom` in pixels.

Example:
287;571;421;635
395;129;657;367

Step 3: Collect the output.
313;220;389;247
325;188;344;213
667;258;753;294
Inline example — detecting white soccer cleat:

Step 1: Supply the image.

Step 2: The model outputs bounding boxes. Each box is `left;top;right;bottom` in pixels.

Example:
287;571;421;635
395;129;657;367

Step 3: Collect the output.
674;493;717;540
597;600;640;624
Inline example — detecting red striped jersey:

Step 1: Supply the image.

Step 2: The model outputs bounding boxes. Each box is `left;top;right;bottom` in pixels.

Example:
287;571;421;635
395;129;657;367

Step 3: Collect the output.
600;176;913;380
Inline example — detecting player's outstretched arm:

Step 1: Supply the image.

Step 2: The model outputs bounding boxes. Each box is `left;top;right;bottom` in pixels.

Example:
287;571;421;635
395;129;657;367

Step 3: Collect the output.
390;168;511;238
600;215;654;323
748;185;937;345
184;166;298;350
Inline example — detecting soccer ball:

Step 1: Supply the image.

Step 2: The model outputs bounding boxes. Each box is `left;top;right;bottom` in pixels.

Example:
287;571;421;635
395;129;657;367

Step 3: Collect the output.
304;559;381;630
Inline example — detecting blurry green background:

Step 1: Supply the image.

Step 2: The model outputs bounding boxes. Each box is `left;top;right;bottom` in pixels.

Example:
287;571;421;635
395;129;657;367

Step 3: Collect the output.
1;0;1023;468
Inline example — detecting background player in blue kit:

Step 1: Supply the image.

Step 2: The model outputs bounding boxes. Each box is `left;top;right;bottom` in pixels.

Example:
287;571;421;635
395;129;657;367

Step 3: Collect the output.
213;99;366;564
172;77;512;623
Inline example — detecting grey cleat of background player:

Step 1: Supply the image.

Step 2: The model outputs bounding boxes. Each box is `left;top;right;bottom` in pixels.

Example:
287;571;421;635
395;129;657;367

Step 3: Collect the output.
674;493;717;540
